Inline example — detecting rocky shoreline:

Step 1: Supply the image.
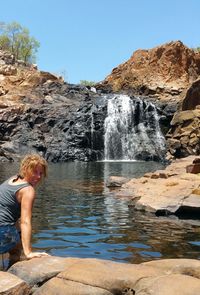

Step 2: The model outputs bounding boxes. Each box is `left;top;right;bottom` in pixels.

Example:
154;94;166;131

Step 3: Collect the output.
1;156;200;294
1;256;200;294
107;155;200;219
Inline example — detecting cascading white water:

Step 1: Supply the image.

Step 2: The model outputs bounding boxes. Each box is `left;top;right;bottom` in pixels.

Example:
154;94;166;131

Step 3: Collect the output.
104;94;166;161
90;105;95;149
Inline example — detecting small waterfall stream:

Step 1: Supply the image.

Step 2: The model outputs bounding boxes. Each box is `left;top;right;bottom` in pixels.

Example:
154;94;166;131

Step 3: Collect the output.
104;94;166;161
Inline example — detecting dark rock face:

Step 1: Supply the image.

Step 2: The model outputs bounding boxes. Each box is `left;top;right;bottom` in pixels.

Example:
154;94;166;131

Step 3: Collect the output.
0;88;171;162
166;109;200;158
165;78;200;158
43;95;107;162
0;84;108;162
182;78;200;111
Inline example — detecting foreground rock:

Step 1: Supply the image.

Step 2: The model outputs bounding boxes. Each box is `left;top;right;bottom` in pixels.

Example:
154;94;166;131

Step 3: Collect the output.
0;256;198;294
0;271;30;294
107;156;200;217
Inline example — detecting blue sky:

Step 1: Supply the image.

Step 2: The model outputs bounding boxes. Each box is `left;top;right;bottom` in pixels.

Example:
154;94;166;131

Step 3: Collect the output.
0;0;199;84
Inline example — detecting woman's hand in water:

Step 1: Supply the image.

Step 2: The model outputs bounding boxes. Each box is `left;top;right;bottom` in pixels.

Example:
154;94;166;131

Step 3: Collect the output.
26;251;50;259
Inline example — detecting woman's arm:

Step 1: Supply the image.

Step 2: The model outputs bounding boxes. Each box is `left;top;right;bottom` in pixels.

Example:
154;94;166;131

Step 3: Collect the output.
19;186;49;259
20;186;34;256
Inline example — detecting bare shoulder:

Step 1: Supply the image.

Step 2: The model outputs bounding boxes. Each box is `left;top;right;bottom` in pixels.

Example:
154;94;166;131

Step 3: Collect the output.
21;185;35;195
17;185;36;203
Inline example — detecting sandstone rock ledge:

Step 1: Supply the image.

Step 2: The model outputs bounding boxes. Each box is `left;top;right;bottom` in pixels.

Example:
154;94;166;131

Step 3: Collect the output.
1;256;200;294
107;156;200;217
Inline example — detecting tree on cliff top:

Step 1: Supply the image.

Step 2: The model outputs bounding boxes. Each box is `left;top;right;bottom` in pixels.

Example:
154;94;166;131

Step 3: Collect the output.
0;21;40;64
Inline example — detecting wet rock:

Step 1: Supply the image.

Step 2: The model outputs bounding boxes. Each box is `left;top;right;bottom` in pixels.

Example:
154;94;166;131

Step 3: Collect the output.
106;176;130;187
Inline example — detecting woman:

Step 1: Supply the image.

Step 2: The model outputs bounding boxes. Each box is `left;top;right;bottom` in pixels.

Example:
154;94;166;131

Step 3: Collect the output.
0;154;49;266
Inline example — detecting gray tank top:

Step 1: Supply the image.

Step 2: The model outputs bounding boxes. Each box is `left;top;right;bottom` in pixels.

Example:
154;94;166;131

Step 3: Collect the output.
0;178;31;226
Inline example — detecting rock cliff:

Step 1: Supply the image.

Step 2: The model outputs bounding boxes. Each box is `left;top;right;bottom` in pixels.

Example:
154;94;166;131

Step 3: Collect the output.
0;50;107;162
97;41;200;159
97;40;200;102
166;78;200;158
0;40;200;162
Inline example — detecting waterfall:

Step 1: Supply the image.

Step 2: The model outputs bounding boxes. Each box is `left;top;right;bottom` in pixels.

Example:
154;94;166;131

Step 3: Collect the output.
90;105;95;149
104;94;166;161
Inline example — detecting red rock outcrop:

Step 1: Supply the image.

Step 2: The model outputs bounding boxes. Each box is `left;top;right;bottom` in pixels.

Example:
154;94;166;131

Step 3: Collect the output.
0;50;65;107
98;41;200;101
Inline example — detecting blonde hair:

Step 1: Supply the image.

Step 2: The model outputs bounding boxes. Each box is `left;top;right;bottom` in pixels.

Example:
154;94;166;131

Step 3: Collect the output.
19;154;48;178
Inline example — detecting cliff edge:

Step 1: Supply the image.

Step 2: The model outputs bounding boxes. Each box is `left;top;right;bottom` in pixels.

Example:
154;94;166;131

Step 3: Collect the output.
97;40;200;102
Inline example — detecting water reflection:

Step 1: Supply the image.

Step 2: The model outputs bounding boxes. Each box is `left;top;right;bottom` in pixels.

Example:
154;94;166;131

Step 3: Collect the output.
1;160;200;264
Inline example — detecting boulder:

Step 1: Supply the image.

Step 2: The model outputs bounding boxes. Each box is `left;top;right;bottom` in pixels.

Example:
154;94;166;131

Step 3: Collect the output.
3;256;200;294
0;271;30;294
107;156;200;216
8;256;80;286
186;157;200;173
135;273;200;295
182;79;200;111
106;176;130;187
34;278;113;295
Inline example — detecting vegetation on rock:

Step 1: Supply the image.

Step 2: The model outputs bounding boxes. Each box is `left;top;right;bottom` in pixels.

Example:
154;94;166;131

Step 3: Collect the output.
0;21;40;64
80;80;96;86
